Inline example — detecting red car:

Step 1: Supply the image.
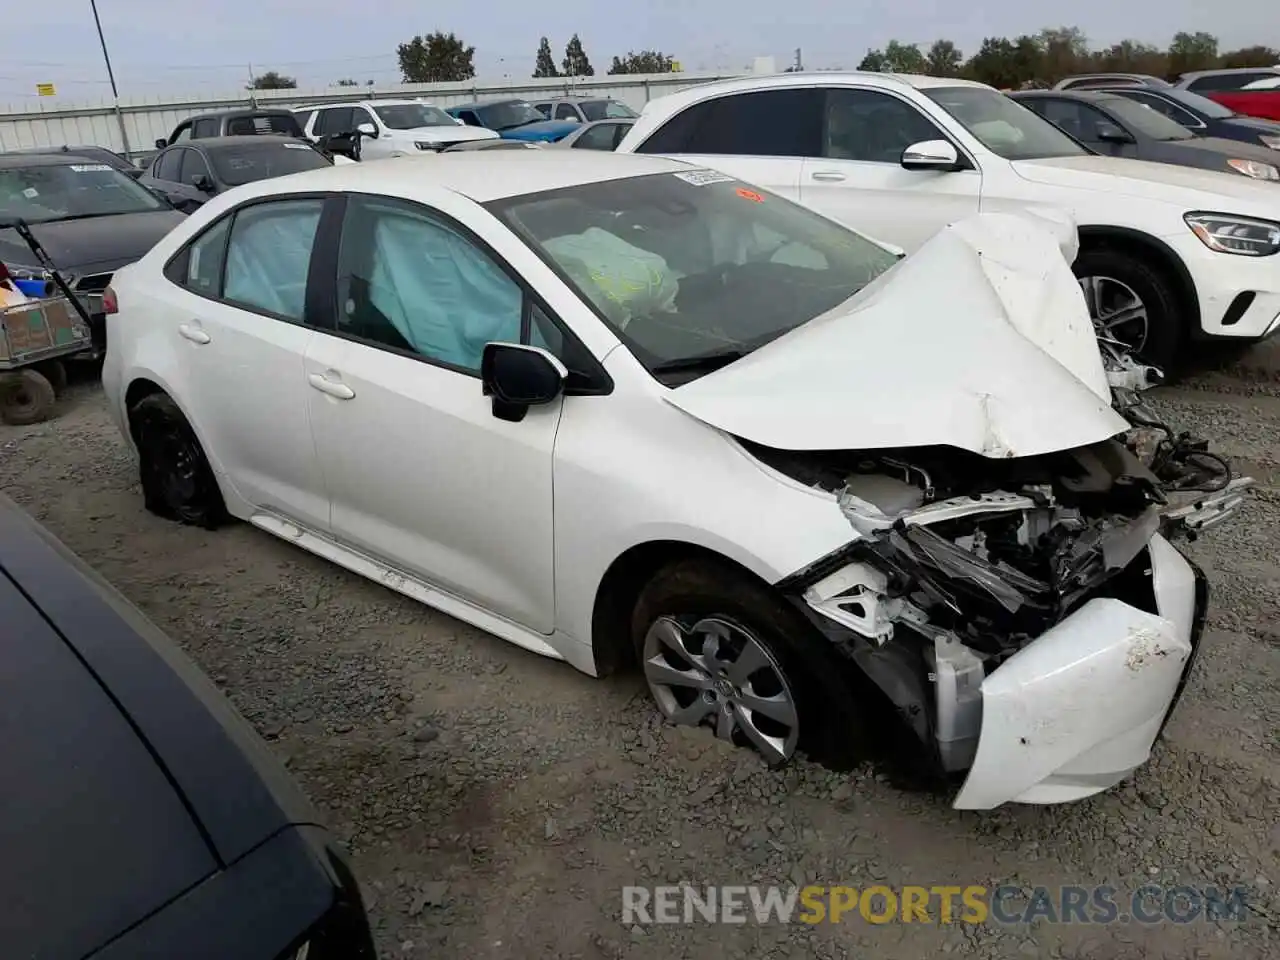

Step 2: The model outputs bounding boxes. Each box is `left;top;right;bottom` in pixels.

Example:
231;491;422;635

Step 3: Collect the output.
1175;67;1280;121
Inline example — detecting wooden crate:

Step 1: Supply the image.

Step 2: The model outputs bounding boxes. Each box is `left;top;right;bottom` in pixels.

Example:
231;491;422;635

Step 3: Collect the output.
0;296;92;369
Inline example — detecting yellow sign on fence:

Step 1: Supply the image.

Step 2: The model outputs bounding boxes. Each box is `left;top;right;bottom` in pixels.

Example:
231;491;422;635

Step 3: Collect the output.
35;83;56;97
670;61;683;73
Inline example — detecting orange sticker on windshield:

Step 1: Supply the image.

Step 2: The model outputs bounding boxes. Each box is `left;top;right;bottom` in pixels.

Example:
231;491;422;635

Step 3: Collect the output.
735;187;764;203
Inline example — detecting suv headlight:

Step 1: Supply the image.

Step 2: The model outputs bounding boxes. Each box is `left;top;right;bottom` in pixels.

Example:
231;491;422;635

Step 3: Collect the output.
1184;212;1280;256
414;141;444;151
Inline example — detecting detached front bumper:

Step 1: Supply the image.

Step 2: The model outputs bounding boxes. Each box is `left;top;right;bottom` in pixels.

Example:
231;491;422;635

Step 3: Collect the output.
952;534;1206;809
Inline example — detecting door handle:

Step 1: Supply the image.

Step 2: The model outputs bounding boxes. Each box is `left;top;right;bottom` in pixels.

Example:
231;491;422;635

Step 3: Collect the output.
308;373;355;400
810;171;847;182
178;323;211;344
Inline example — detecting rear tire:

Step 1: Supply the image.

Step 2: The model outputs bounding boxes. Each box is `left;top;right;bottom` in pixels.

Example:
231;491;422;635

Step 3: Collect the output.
631;558;871;771
33;359;67;395
129;393;228;529
1073;244;1185;373
0;369;56;425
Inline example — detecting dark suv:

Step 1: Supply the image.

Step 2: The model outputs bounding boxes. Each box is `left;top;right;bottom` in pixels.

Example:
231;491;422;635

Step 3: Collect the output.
156;109;306;149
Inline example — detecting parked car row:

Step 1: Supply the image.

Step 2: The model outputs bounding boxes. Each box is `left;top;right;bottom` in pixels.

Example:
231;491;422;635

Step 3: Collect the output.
1055;66;1280;121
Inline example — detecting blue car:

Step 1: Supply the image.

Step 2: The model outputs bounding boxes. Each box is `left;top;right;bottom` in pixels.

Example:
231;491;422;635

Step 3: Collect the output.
446;99;580;143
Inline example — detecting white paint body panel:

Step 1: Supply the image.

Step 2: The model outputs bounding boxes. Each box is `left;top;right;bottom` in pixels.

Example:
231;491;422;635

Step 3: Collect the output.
953;534;1196;809
619;71;1280;340
99;152;1203;810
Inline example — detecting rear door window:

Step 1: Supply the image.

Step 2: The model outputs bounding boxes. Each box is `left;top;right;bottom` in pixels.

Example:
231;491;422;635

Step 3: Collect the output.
637;89;823;157
191;118;220;138
151;148;182;182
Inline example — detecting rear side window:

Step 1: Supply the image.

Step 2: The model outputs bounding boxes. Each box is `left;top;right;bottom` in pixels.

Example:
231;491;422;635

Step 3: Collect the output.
165;215;232;294
225;114;300;136
223;199;324;321
555;103;578;120
152;148;182;182
635;89;823;157
191;118;220;138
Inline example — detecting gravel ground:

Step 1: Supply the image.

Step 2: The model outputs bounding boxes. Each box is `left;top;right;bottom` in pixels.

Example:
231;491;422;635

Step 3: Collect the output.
2;353;1277;960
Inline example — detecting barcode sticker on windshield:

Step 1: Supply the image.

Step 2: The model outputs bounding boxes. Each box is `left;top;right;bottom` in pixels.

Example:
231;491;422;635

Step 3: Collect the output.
281;142;310;149
672;169;735;186
22;187;39;198
69;163;111;172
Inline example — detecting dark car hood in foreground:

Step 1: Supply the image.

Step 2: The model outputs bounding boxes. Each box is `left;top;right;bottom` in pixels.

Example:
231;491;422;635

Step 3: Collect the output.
0;208;186;275
0;496;322;959
1155;134;1280;167
1221;114;1280;134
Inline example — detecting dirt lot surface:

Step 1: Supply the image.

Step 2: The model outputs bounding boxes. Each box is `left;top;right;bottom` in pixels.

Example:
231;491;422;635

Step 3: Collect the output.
2;352;1277;960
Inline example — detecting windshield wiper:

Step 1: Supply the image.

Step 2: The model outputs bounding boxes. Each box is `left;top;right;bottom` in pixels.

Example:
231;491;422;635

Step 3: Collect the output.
47;211;138;223
651;347;747;375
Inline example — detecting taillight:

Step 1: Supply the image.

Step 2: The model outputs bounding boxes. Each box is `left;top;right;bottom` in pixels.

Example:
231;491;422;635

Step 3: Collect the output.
0;261;12;286
102;285;119;315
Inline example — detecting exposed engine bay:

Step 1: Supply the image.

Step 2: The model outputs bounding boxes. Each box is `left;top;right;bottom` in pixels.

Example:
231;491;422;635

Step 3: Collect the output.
758;356;1252;783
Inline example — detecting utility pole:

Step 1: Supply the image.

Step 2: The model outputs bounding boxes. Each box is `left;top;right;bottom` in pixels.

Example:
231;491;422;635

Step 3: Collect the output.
89;0;132;156
793;48;803;72
247;62;257;106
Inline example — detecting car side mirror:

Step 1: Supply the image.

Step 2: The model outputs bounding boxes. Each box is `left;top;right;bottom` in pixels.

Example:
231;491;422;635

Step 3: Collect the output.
900;139;961;171
356;122;377;138
481;342;567;422
154;138;167;149
1096;122;1134;144
191;174;215;193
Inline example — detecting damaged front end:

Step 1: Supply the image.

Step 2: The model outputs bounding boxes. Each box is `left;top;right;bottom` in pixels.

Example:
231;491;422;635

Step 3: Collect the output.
763;434;1217;809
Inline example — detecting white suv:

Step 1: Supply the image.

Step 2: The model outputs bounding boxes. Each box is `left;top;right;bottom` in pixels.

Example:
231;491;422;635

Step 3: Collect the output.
295;99;498;160
618;72;1280;369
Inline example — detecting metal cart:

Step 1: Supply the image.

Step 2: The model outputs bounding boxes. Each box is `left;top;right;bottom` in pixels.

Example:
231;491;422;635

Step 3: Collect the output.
0;217;96;425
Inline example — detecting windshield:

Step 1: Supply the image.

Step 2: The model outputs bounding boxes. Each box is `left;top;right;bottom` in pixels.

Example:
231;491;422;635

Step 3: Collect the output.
1161;89;1236;118
0;161;164;223
924;87;1089;160
477;101;544;131
209;142;331;186
487;170;900;382
374;103;455;129
579;100;638;121
1098;97;1194;140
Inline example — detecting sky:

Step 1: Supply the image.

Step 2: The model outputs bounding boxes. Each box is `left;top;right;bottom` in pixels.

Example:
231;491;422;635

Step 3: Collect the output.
3;0;1277;105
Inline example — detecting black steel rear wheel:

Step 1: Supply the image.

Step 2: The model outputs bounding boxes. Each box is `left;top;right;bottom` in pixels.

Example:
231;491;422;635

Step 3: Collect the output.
129;393;228;529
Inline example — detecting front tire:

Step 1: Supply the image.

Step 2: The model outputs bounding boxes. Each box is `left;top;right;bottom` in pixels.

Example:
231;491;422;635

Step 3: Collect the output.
631;558;869;770
1073;245;1185;372
129;393;228;529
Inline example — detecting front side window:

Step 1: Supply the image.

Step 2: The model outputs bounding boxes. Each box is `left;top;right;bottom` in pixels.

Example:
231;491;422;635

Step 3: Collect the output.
555;103;579;121
178;149;212;185
0;161;165;224
1114;91;1203;126
573;123;623;150
223;199;323;321
192;118;220;138
333;195;522;372
1027;99;1110;143
171;124;192;142
315;107;354;136
487;170;899;382
924;86;1089;160
533;104;551;119
372;103;454;129
1097;97;1193;140
823;88;947;163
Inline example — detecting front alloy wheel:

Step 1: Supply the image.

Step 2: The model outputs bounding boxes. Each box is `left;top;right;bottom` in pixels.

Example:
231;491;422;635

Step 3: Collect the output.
1078;274;1150;359
642;615;800;765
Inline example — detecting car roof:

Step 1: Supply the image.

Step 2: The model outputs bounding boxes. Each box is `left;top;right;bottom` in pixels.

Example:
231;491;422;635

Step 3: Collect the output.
177;135;311;151
190;108;293;119
220;150;692;204
1178;66;1280;81
1012;89;1119;103
540;96;618;103
449;98;526;110
0;152;99;169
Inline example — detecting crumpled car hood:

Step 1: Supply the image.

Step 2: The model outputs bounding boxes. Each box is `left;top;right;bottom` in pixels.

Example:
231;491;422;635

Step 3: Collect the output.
663;212;1129;459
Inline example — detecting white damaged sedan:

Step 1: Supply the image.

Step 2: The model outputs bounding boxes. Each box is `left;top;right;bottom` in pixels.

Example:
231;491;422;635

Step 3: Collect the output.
100;152;1248;808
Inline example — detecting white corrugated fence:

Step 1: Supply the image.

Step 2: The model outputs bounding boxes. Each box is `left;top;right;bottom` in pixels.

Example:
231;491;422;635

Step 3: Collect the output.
0;72;742;159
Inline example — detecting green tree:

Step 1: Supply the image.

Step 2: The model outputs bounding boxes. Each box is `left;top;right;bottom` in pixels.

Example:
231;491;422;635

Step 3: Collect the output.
533;37;558;78
881;40;928;73
963;37;1020;88
1037;26;1089;82
1221;45;1280;68
925;39;963;76
397;31;476;83
562;33;594;77
607;50;674;74
1095;40;1167;76
248;70;296;90
857;49;889;72
1167;31;1219;78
